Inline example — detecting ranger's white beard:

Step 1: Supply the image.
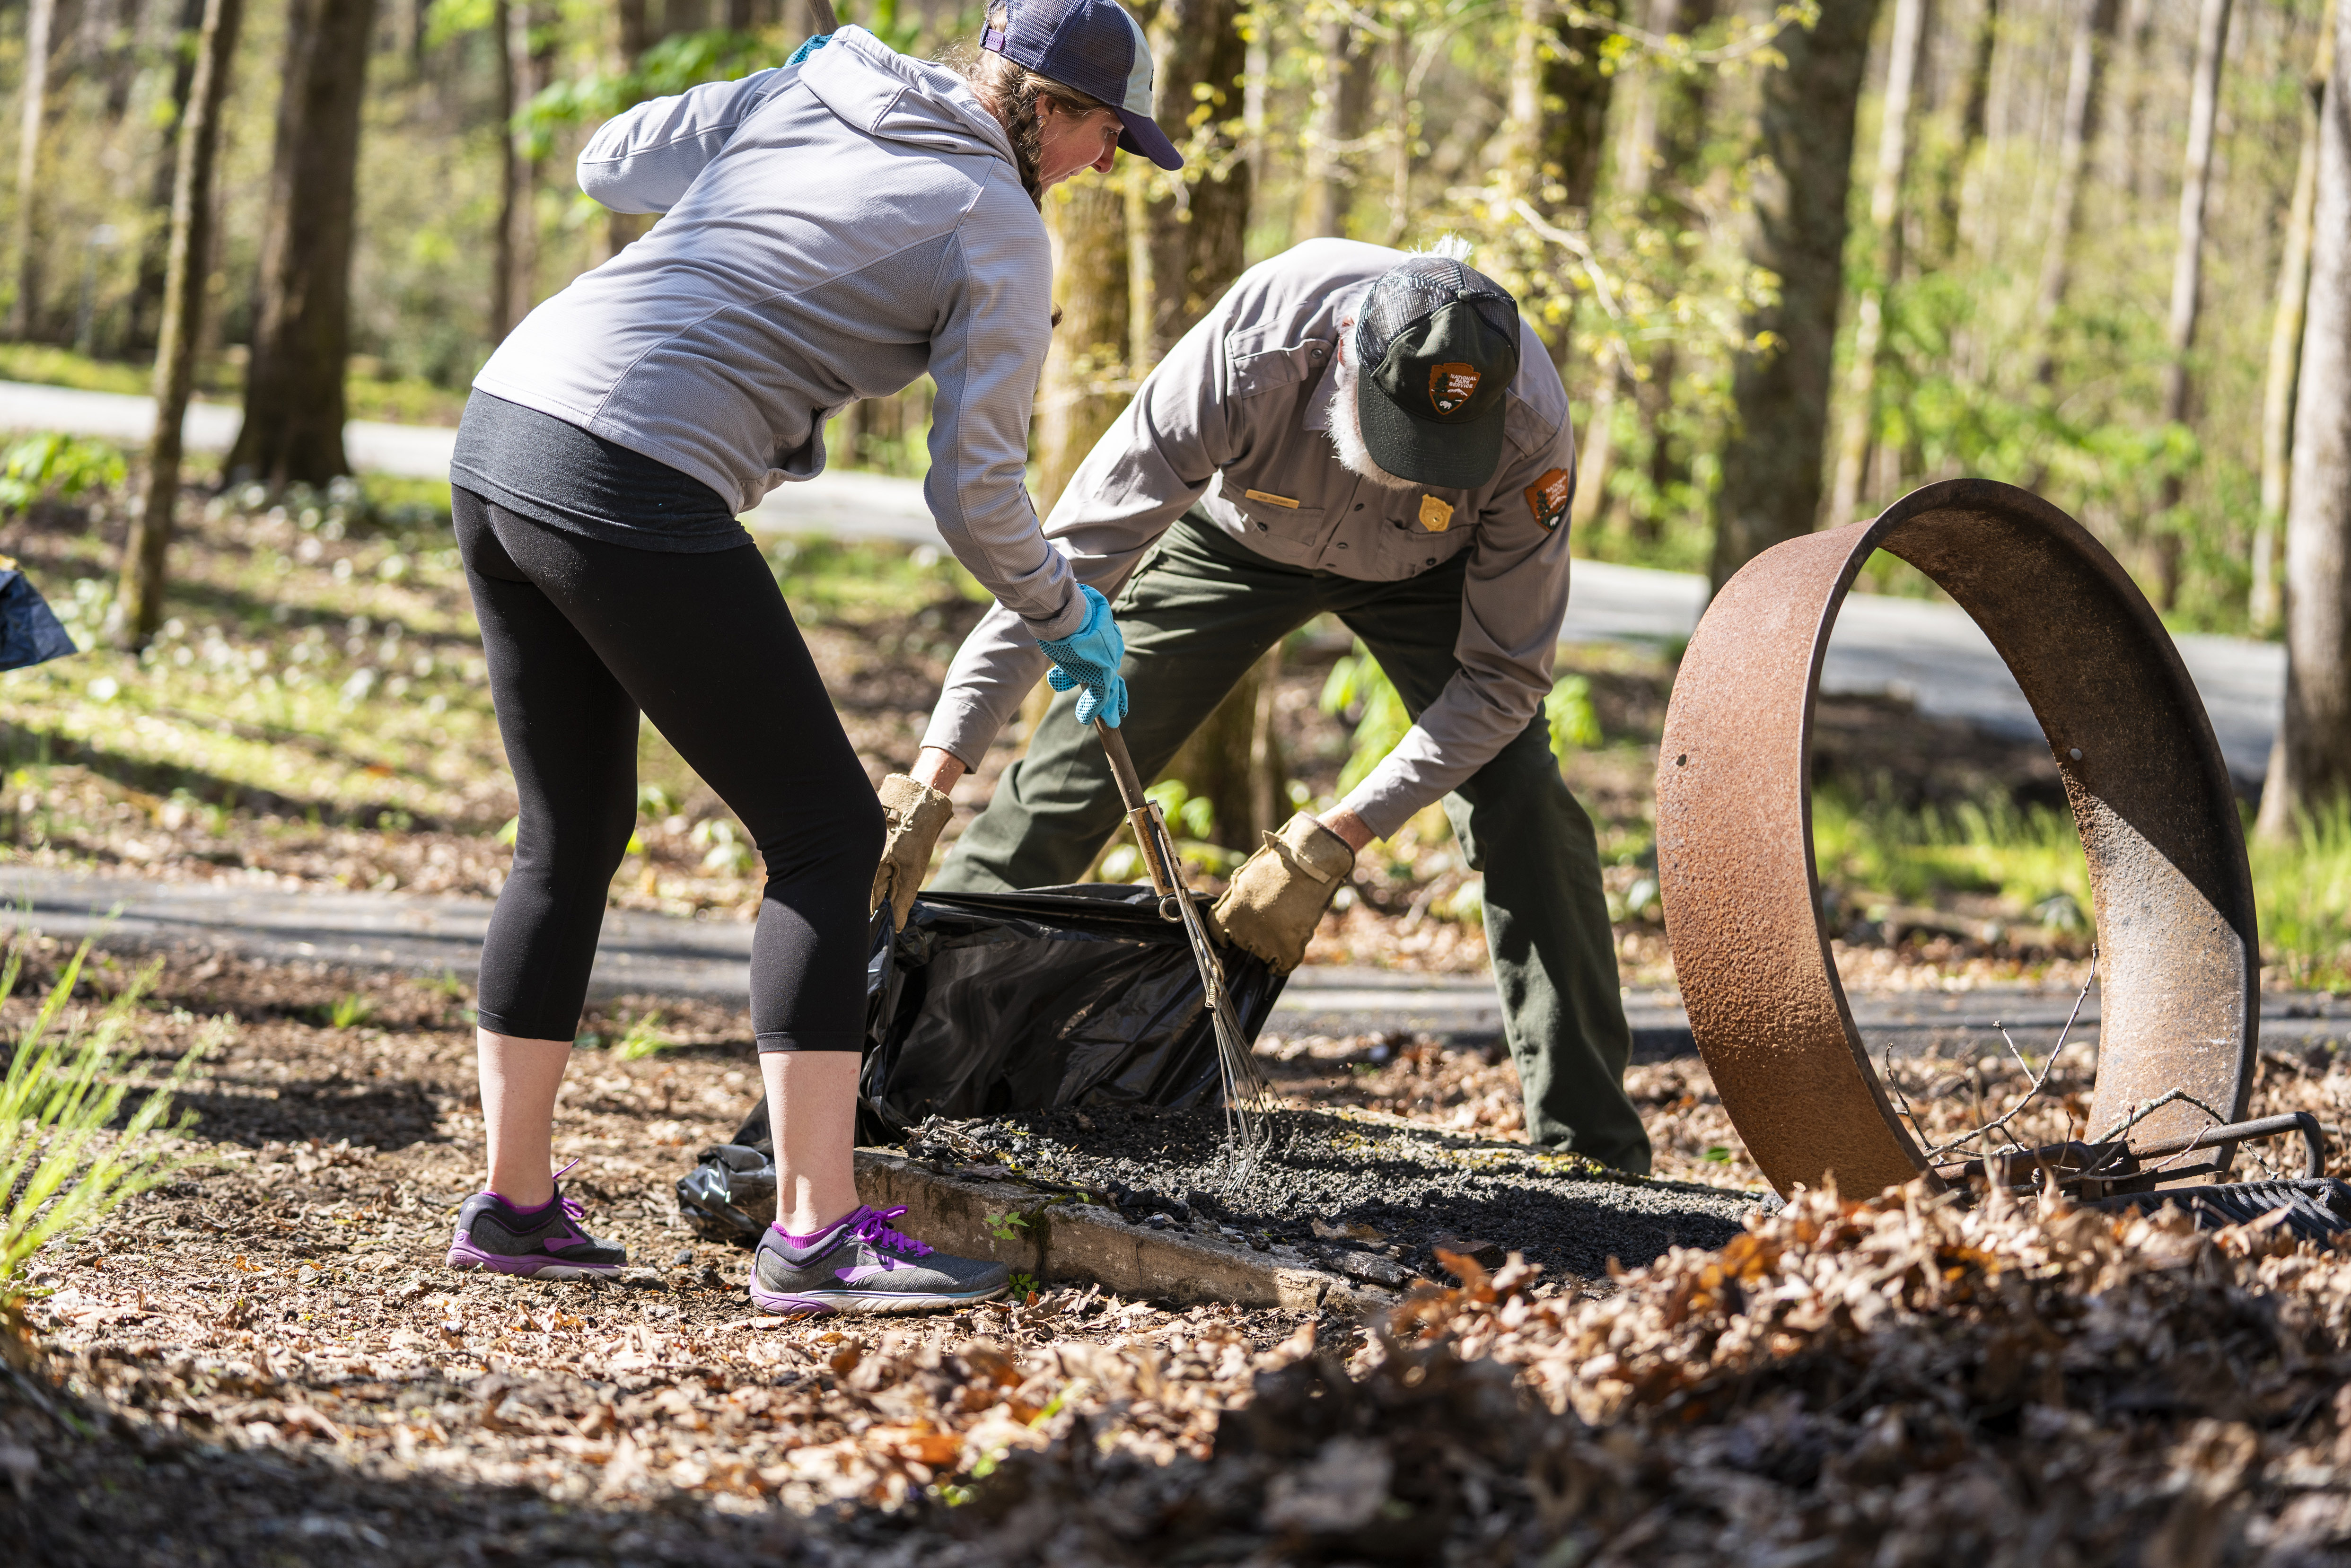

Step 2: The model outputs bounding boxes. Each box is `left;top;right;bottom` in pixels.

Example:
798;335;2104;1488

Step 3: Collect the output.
1324;342;1420;492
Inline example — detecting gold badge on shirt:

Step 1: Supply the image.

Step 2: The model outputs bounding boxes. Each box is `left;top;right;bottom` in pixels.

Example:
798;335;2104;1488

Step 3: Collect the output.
1418;494;1454;533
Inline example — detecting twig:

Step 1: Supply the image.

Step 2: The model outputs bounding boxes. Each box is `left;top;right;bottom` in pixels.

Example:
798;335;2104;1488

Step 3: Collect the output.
1924;948;2097;1161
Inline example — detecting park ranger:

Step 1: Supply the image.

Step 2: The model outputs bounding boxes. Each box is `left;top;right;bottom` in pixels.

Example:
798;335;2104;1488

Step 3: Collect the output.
872;237;1651;1174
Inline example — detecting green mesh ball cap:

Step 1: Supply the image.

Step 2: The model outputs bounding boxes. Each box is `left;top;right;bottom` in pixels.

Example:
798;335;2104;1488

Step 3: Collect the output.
1354;256;1522;490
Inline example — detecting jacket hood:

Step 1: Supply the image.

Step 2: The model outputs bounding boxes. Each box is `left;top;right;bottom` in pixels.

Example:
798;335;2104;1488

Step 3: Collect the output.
800;26;1018;169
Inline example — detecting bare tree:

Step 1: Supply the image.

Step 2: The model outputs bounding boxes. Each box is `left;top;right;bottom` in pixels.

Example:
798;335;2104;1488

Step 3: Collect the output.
1929;0;1999;264
127;0;208;354
491;0;552;342
1577;0;1716;538
605;0;652;261
10;0;57;338
1707;0;1885;593
2255;0;2335;638
1127;0;1251;373
2259;0;2351;841
1033;176;1129;515
117;0;243;649
225;0;381;489
2028;0;2122;389
1303;18;1372;239
1826;0;1930;527
2146;0;2232;610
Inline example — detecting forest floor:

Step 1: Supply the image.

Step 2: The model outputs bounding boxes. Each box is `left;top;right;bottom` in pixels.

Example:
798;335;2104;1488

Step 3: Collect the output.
6;484;2351;1564
1;941;2350;1566
0;479;2117;990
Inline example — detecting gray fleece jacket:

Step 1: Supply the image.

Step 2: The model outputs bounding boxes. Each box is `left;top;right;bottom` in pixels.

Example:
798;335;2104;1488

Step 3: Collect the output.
469;27;1084;639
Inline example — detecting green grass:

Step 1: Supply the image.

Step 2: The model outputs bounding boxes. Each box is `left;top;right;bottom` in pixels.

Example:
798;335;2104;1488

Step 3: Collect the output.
1812;786;2351;989
2250;802;2351;990
0;939;211;1303
0;342;469;426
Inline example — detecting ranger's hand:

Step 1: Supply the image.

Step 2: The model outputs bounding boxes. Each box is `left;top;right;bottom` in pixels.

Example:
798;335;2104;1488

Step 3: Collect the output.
870;773;954;931
1209;812;1356;973
1035;583;1129;728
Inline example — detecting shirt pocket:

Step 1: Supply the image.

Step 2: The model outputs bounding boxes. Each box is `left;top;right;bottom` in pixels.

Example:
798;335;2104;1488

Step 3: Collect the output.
1367;496;1474;576
1229;487;1326;547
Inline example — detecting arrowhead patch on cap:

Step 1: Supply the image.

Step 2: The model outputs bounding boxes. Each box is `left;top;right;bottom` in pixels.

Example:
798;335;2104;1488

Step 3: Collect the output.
1429;363;1481;417
1524;467;1572;531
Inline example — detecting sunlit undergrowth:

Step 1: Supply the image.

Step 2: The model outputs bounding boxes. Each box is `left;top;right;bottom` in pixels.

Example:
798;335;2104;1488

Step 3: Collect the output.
1813;786;2351;989
0;940;210;1305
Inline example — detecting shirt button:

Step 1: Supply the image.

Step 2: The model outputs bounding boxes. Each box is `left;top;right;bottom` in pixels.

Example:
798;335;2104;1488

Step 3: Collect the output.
1425;557;1436;565
1337;541;1349;549
1256;522;1268;530
1353;503;1363;511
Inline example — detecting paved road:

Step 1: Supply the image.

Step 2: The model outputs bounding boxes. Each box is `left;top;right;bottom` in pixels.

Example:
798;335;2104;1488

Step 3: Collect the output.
6;867;2344;1060
0;378;2284;779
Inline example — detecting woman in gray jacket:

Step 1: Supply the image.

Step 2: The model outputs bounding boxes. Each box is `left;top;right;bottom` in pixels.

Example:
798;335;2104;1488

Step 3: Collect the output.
441;1;1178;1315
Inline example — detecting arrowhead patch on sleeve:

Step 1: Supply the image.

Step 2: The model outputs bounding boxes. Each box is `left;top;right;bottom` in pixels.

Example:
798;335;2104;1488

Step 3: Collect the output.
1524;467;1572;531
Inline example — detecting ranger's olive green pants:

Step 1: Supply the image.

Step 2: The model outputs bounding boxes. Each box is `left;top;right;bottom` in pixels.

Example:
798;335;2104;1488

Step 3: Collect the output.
935;516;1653;1174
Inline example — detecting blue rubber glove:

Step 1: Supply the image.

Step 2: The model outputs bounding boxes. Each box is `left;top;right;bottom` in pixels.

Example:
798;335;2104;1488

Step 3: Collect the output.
1035;584;1129;729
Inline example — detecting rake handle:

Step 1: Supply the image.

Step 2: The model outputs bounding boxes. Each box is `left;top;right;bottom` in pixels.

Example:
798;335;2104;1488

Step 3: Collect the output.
1095;721;1180;902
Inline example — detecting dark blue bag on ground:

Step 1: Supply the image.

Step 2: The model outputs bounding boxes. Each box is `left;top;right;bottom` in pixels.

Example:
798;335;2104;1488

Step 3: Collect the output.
0;558;76;672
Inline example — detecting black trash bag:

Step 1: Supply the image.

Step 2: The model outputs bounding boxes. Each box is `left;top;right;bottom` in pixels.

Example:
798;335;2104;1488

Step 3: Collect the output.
0;557;75;673
675;884;1286;1245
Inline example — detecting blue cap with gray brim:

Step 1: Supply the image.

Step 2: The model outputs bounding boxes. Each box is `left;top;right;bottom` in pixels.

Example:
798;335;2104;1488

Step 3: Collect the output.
981;0;1184;171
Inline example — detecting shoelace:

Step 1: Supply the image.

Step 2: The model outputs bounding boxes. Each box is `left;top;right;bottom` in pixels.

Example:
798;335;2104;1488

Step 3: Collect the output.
850;1204;932;1258
550;1158;587;1226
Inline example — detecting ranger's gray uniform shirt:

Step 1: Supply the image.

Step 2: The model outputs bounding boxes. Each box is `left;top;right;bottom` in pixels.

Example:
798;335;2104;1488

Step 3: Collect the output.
923;238;1580;840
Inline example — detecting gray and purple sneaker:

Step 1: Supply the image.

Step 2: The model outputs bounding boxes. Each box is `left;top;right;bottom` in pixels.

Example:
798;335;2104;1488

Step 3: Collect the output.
751;1203;1010;1315
446;1175;626;1280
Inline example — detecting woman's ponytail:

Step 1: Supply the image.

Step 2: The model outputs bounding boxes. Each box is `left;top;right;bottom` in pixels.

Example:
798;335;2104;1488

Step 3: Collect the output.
949;7;1113;207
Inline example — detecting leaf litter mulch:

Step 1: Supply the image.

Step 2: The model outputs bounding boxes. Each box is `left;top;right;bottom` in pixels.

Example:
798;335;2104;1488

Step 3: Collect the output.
6;941;2351;1565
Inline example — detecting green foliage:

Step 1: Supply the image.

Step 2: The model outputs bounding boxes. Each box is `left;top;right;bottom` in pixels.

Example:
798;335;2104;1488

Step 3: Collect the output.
1007;1270;1040;1300
1810;789;2091;914
983;1209;1030;1243
0;434;125;515
1319;641;1412;796
0;942;210;1301
326;993;375;1030
2252;802;2351;990
612;1010;675;1061
1546;674;1602;756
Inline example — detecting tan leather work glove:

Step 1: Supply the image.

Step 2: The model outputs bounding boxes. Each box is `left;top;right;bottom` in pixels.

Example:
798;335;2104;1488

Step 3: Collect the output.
1209;811;1356;973
870;773;954;932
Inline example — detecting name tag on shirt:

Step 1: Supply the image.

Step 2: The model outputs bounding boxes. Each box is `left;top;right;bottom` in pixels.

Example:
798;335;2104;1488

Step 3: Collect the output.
1244;489;1300;509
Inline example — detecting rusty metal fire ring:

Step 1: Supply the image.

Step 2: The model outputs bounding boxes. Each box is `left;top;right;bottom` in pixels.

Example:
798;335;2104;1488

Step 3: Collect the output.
1654;479;2258;1200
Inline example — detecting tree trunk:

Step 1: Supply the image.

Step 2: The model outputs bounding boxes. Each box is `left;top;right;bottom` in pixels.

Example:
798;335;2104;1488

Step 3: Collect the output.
491;0;518;343
492;0;548;342
1126;0;1251;375
1163;645;1285;852
1033;175;1129;515
1542;0;1619;215
2148;0;2232;611
117;0;242;649
224;0;378;490
1930;0;1998;263
1302;19;1371;239
2028;0;2122;389
1706;0;1884;594
1593;0;1717;540
2255;0;2333;639
10;0;56;339
127;0;207;355
2258;0;2351;841
1827;0;1930;528
605;0;652;261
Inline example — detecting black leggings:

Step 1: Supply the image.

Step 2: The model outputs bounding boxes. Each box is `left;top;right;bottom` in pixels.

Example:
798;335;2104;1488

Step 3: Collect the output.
456;488;883;1051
